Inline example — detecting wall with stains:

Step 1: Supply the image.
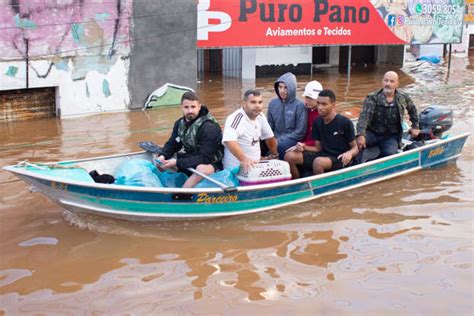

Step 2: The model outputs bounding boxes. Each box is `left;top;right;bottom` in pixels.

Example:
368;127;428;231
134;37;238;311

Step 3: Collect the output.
128;0;197;109
0;0;133;117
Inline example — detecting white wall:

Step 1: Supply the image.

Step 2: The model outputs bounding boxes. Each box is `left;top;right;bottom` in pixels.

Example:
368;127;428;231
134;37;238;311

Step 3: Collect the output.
452;24;474;57
0;0;132;117
419;44;444;57
255;47;312;66
241;46;313;80
0;58;130;117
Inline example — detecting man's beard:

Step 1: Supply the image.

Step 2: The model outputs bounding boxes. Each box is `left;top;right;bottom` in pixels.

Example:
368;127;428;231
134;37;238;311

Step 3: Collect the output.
248;110;261;120
185;114;196;121
383;86;393;94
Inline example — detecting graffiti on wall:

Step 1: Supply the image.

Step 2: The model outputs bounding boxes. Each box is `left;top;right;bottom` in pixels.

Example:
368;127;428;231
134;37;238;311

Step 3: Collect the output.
0;0;132;82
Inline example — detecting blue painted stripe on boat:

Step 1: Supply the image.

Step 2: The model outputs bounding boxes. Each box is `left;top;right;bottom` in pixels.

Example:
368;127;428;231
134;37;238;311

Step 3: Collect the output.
76;189;314;214
312;158;419;195
33;177;312;204
310;151;419;187
308;151;419;192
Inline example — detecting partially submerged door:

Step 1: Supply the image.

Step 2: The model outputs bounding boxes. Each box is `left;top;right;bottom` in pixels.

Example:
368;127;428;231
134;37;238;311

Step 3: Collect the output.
1;87;56;123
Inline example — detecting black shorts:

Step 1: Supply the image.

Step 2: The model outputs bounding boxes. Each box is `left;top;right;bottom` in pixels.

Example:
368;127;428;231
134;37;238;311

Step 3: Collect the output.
178;161;222;177
302;151;344;172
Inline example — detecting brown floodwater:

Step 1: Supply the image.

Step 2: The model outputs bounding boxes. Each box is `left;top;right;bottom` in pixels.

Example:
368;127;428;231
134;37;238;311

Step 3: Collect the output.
0;56;473;315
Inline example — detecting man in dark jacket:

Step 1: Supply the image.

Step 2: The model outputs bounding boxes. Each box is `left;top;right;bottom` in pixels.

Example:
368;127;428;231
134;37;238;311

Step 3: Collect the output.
356;71;420;158
157;91;223;188
267;72;307;159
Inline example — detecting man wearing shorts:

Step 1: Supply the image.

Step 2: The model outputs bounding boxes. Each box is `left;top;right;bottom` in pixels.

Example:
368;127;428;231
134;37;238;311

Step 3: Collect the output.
267;72;307;159
284;89;358;178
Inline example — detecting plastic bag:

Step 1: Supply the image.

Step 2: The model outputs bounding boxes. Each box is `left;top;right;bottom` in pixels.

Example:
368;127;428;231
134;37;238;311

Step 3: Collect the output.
195;167;240;188
114;159;163;187
159;170;188;188
417;55;441;64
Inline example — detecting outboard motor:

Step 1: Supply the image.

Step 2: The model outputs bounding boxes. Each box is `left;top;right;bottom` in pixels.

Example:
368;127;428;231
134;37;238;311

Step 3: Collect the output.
418;105;453;140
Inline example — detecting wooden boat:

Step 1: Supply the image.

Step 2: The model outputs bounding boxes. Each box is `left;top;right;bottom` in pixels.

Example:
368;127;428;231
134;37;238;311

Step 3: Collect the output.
3;132;470;221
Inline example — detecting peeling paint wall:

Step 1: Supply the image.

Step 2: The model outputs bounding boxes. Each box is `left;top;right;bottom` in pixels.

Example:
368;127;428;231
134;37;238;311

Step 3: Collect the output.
0;0;133;117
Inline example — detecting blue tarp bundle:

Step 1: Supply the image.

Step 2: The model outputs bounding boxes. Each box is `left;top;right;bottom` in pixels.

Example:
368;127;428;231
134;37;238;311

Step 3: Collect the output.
417;55;441;64
114;159;163;187
114;159;240;188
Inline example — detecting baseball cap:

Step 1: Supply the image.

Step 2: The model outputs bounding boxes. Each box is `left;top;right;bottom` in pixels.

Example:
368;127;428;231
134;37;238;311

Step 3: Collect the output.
302;81;323;99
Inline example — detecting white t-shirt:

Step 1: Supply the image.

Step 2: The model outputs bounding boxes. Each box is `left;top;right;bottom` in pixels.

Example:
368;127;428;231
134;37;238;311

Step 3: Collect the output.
222;107;274;169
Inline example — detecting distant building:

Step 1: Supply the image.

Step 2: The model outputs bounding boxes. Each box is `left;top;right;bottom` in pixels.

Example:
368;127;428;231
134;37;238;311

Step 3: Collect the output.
452;1;474;56
0;0;197;122
2;0;468;122
198;45;406;80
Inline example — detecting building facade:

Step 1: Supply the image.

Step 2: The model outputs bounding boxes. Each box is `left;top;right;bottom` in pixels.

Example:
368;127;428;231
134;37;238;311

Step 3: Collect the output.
0;0;197;121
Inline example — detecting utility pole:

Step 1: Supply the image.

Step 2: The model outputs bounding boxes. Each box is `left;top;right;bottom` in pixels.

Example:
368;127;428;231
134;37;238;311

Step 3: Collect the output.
347;45;352;83
447;44;452;74
25;38;29;88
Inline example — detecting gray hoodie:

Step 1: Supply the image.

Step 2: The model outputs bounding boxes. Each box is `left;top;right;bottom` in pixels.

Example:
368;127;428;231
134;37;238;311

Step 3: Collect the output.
267;72;307;142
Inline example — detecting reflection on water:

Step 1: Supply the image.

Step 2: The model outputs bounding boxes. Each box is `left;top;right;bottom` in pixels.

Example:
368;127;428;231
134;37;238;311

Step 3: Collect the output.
0;56;473;314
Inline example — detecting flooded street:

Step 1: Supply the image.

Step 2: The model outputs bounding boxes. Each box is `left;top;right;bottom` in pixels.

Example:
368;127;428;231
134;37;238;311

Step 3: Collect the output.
1;56;473;314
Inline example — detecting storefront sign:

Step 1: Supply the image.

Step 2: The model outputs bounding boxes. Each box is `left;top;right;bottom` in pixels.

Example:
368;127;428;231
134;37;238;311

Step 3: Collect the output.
466;0;474;22
197;0;465;47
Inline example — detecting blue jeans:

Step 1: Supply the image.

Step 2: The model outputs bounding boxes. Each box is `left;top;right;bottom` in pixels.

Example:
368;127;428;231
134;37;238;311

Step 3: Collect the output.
365;131;399;157
277;137;298;159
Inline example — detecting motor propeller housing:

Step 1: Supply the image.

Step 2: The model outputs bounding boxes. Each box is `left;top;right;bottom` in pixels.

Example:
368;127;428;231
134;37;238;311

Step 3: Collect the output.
418;105;453;139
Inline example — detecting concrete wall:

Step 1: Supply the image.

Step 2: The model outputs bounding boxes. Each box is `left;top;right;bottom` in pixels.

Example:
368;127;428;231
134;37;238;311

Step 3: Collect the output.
128;0;197;109
0;0;133;117
242;48;257;79
377;45;405;65
329;47;340;66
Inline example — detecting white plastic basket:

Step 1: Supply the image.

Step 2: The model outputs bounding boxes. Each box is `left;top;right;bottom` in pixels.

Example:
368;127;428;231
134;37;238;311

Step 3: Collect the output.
237;160;291;186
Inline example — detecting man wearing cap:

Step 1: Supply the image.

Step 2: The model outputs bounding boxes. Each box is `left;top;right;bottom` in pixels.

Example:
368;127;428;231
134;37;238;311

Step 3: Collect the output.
301;80;323;148
356;71;420;158
282;80;323;178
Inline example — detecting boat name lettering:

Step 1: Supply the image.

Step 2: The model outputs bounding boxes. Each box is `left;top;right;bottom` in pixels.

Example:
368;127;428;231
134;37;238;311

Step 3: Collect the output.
196;193;238;204
51;182;67;190
428;147;444;158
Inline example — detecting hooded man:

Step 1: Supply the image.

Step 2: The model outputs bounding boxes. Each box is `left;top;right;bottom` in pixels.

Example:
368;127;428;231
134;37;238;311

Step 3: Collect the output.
267;72;307;159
